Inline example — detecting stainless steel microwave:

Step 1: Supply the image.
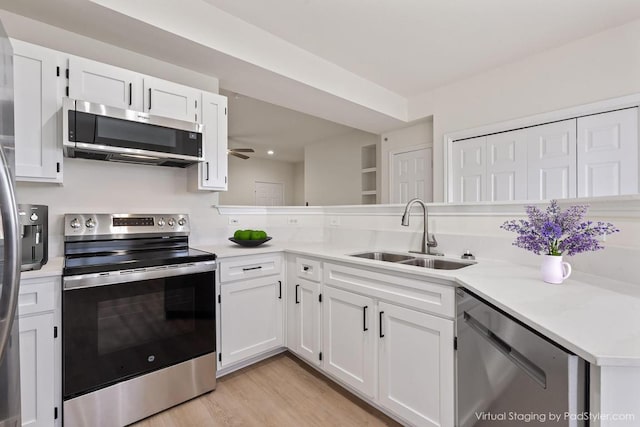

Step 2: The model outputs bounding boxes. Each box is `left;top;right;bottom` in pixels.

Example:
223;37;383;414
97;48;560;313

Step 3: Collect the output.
63;98;204;167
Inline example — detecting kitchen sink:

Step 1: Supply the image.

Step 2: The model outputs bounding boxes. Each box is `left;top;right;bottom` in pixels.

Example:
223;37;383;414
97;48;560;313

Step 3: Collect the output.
350;252;415;262
396;258;472;270
349;251;474;270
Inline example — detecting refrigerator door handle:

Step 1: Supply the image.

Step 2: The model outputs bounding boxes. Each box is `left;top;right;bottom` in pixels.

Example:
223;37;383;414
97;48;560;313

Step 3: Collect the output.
0;145;21;363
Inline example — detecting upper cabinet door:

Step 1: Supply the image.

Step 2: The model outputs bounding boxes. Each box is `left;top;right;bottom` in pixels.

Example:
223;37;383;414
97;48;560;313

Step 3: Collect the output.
143;76;202;122
577;108;638;197
190;92;228;191
526;119;577;201
485;129;527;202
13;40;64;182
451;136;486;203
68;56;143;110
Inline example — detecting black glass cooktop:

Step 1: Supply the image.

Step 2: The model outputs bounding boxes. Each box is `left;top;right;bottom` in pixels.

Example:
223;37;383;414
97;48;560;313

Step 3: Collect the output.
63;236;215;276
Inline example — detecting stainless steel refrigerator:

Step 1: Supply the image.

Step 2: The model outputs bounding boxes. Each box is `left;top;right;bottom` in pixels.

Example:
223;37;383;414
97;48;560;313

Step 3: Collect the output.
0;18;23;427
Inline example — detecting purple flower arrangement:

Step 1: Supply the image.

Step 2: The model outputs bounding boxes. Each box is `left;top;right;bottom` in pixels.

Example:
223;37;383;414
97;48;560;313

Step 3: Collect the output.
500;200;619;256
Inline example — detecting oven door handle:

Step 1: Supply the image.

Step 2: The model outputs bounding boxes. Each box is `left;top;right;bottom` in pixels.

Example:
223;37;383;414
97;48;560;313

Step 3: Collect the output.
63;261;217;290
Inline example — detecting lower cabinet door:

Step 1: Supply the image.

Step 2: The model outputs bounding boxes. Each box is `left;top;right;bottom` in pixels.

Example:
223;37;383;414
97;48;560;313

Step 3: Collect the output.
19;313;56;427
220;276;283;366
378;302;454;427
293;278;321;365
323;286;375;398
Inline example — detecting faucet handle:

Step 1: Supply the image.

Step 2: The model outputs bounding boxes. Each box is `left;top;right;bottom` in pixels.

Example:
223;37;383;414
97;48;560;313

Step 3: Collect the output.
427;233;438;247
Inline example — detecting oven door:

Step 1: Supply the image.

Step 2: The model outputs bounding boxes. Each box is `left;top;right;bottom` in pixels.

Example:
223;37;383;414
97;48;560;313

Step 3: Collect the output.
63;264;215;400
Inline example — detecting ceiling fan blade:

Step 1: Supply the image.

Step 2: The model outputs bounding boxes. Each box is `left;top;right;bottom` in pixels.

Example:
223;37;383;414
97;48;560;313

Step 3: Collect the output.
229;151;250;160
230;148;255;153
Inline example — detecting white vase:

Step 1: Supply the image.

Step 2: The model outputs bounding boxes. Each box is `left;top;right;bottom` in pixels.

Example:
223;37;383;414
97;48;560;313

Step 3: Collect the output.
541;255;572;284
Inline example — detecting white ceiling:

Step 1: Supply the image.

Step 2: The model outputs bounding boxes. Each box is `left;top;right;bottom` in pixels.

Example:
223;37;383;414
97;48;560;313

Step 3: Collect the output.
204;0;640;96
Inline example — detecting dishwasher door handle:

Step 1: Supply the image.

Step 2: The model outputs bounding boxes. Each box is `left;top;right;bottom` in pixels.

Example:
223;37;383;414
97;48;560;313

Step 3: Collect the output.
463;311;547;389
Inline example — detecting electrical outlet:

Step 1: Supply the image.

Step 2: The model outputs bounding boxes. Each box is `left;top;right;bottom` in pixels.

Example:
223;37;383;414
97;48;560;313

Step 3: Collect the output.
329;216;340;226
287;217;299;225
228;217;240;225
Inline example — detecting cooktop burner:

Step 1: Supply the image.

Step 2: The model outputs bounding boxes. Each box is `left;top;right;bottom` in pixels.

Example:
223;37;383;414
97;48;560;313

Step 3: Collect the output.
63;213;215;276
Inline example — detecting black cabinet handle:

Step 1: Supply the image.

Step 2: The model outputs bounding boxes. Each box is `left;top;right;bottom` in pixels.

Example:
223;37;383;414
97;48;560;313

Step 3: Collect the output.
278;280;282;299
295;284;300;304
363;306;368;331
379;311;384;338
242;266;262;272
206;162;210;181
128;83;132;106
148;88;152;110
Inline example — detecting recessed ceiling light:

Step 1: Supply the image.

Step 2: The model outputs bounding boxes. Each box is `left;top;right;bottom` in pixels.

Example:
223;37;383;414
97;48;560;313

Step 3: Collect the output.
267;150;274;155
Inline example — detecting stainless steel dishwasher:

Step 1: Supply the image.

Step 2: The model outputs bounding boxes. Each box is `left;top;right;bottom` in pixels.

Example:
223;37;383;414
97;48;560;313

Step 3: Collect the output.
456;288;588;426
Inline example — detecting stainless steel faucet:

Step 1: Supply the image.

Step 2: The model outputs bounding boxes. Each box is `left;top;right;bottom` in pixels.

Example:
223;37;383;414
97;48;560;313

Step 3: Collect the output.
401;198;442;256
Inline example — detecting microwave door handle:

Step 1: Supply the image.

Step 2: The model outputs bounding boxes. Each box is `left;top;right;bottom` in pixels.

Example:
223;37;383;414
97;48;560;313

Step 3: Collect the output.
463;311;547;389
0;145;21;362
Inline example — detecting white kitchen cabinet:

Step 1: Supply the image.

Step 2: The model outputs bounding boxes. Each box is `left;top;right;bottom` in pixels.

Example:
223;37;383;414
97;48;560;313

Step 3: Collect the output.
68;56;143;111
143;76;202;123
526;119;577;201
18;276;61;427
219;275;283;366
218;254;284;368
188;92;228;191
323;262;455;426
577;108;638;197
378;301;454;427
12;40;64;183
322;286;376;398
291;278;322;366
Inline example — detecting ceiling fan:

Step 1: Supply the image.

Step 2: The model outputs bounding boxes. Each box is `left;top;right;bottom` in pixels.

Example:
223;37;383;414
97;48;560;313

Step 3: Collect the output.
227;147;255;160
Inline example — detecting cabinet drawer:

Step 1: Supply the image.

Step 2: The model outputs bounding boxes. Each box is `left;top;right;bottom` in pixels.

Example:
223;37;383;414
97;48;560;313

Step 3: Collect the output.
295;257;321;282
324;263;455;318
18;277;58;316
220;254;282;283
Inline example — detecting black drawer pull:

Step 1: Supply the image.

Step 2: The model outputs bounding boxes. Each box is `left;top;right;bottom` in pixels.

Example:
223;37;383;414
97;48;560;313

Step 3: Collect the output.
242;266;262;272
295;284;300;304
363;306;368;331
303;266;310;271
379;311;385;338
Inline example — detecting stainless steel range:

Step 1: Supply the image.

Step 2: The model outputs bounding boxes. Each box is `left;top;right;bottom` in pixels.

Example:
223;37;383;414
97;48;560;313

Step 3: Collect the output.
62;213;216;427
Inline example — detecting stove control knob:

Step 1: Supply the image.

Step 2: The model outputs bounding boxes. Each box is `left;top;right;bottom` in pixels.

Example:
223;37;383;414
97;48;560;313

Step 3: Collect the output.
70;218;81;229
178;218;186;227
167;218;175;227
157;218;165;227
30;213;39;222
85;218;96;228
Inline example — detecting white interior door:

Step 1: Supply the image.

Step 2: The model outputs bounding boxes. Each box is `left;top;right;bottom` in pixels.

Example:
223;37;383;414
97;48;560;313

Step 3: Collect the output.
526;119;577;200
255;181;284;206
390;146;432;203
451;136;486;202
577;108;638;197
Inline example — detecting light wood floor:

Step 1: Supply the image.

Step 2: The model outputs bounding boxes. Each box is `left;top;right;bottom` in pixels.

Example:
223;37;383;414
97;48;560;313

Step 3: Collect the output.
133;352;402;427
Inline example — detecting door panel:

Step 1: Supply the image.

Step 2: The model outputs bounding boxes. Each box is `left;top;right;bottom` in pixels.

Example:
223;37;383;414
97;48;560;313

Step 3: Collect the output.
486;130;527;201
295;279;321;365
143;77;201;122
451;137;486;202
391;147;432;203
323;286;375;398
577;108;638;197
378;302;454;427
527;120;576;200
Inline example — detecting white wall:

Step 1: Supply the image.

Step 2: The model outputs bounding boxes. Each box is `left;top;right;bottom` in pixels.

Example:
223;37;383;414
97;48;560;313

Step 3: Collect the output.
408;18;640;202
304;130;378;205
219;156;296;205
380;120;433;203
0;10;219;92
292;161;305;206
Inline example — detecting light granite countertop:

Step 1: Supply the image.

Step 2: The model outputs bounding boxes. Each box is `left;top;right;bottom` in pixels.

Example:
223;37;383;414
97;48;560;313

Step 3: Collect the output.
37;243;640;367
